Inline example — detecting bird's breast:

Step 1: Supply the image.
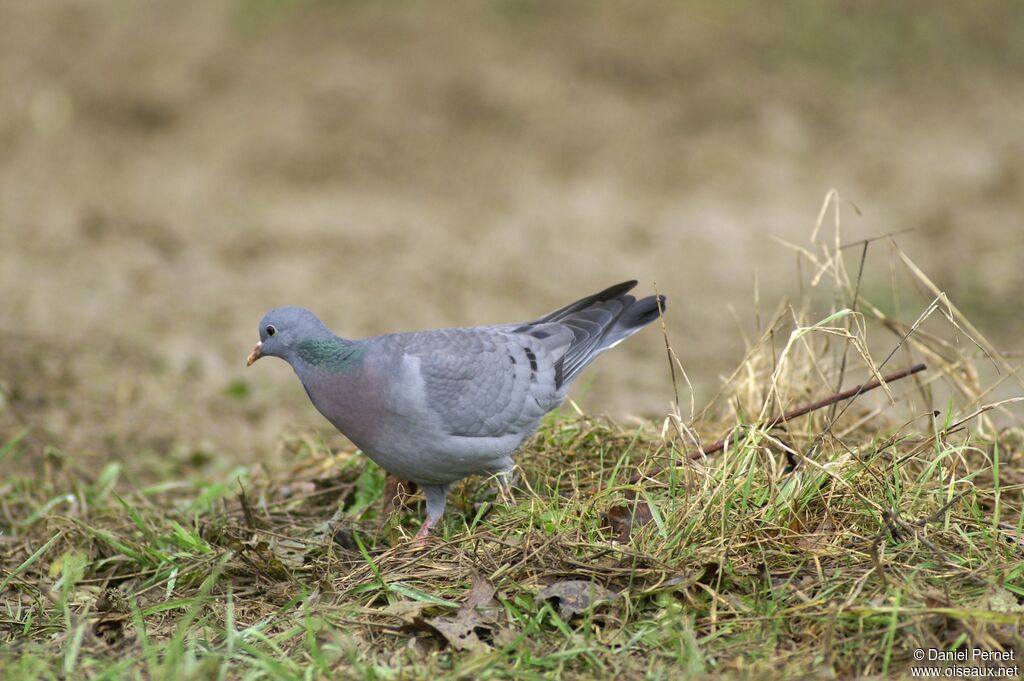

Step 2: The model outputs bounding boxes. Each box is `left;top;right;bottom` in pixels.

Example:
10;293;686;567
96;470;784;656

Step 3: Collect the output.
301;368;387;446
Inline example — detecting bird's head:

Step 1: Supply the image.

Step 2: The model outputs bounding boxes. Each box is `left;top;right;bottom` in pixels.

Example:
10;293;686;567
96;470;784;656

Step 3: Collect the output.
246;306;331;366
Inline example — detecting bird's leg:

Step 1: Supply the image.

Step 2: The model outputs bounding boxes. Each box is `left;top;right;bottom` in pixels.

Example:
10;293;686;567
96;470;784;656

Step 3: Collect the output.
413;484;449;542
413;518;433;541
495;469;517;505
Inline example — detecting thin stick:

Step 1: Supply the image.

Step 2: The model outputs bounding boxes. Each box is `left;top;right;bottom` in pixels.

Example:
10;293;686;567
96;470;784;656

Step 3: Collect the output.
690;363;926;459
630;363;928;486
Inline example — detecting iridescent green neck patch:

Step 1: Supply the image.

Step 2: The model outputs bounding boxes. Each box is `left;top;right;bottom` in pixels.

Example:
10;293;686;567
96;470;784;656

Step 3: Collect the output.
297;338;364;374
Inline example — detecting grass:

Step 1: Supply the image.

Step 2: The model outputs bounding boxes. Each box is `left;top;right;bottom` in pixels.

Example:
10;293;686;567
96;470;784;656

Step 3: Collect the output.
2;211;1023;679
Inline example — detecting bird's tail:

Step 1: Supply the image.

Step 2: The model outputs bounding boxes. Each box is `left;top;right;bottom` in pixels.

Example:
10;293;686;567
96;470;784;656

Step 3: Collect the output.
600;287;666;352
527;280;666;385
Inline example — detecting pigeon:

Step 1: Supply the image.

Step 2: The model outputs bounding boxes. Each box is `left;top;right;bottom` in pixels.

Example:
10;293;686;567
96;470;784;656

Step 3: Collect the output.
247;281;665;539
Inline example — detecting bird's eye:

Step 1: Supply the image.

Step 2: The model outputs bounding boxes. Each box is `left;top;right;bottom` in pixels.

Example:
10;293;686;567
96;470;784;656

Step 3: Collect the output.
266;325;277;337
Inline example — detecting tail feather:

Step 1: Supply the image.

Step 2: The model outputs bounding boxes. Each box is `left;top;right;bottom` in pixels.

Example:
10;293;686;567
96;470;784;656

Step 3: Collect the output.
528;280;638;325
601;294;665;351
519;281;666;386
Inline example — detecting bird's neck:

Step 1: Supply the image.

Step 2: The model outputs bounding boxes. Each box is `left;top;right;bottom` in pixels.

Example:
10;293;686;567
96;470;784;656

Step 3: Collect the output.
294;336;365;374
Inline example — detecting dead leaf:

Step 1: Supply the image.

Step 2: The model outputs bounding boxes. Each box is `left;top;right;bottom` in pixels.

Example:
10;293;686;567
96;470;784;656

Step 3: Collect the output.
605;499;654;542
270;537;308;569
536;580;619;620
424;615;491;652
463;572;496;610
383;600;433;625
423;573;505;652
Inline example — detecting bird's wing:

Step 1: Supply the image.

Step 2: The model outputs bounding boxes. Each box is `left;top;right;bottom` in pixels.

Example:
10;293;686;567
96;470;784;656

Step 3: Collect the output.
401;328;562;438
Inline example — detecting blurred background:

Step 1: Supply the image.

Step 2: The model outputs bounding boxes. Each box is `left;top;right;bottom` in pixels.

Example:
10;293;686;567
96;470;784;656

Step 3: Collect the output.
2;1;1022;478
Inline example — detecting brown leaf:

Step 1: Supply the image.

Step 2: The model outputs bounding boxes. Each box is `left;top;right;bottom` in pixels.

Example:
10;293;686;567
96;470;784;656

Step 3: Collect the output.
605;500;654;542
423;573;504;652
383;600;433;625
536;580;619;620
270;537;308;569
463;572;497;611
423;614;491;652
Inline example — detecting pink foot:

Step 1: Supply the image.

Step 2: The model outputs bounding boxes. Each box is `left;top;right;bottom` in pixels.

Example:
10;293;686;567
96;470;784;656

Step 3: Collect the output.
413;519;433;542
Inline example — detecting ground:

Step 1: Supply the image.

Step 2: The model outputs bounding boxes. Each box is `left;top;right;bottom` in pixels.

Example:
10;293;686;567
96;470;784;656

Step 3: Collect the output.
3;233;1022;678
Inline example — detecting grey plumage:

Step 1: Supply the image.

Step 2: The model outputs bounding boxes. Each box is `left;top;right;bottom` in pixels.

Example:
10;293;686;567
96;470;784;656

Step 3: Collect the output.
248;281;665;539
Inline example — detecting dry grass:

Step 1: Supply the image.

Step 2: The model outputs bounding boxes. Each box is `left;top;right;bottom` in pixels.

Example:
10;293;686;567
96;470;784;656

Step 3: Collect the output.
2;206;1022;679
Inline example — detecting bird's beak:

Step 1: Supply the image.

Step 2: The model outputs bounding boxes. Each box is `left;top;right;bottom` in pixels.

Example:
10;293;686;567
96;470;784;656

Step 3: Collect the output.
246;342;263;367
